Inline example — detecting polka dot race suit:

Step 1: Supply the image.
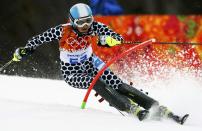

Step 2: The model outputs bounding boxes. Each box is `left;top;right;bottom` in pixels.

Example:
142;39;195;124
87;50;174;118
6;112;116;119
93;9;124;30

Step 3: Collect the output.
25;21;124;90
24;21;158;113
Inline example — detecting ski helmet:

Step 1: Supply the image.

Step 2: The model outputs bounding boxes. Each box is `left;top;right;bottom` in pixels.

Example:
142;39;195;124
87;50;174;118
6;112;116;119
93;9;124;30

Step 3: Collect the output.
69;3;94;28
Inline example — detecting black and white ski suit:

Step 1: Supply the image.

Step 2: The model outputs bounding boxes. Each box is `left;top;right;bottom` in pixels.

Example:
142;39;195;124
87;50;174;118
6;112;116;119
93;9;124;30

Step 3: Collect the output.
24;21;157;112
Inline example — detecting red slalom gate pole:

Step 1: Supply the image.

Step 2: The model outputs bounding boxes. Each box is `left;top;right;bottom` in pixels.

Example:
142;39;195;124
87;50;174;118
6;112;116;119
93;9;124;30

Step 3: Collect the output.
81;38;156;109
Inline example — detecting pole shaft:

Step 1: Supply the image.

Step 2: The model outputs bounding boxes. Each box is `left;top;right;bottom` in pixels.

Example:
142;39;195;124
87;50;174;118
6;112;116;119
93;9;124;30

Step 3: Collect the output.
0;60;13;72
123;41;202;45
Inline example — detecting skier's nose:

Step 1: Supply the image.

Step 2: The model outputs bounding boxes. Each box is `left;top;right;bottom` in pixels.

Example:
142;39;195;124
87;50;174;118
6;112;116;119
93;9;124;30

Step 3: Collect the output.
83;24;89;28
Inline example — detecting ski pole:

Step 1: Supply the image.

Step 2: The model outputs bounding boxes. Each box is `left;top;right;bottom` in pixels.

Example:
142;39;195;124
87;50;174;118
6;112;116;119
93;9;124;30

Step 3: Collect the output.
0;59;14;72
123;41;202;45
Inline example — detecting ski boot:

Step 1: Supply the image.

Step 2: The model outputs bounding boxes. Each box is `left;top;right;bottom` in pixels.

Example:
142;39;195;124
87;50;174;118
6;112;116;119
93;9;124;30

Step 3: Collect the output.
128;99;149;121
137;110;150;121
157;106;189;125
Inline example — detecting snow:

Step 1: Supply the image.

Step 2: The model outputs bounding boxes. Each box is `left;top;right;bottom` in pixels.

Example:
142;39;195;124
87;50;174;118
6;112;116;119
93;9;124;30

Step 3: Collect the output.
0;74;202;131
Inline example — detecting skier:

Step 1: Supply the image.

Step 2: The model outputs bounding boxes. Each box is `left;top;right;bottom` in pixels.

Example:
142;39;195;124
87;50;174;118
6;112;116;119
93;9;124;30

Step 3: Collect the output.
13;3;188;124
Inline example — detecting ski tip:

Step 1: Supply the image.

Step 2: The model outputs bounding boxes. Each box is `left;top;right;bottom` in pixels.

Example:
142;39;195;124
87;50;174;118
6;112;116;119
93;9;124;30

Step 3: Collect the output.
180;114;189;125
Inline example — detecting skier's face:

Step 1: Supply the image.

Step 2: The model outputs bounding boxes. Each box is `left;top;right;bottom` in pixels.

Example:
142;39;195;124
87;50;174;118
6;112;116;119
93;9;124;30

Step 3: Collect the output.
74;16;93;33
77;24;91;33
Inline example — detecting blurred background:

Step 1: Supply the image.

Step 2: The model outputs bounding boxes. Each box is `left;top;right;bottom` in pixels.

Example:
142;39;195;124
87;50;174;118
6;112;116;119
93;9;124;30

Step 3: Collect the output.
0;0;202;80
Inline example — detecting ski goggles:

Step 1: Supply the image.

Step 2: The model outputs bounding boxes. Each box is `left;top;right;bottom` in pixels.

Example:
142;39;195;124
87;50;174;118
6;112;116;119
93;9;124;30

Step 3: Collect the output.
74;16;94;28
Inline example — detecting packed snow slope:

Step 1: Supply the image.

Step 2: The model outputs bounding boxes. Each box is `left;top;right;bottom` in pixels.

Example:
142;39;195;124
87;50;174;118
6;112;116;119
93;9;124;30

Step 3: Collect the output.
0;74;202;131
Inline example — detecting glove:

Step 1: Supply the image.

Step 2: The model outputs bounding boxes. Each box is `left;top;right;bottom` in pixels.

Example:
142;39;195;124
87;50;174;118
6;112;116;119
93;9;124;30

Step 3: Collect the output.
13;47;28;62
99;36;121;47
106;36;121;46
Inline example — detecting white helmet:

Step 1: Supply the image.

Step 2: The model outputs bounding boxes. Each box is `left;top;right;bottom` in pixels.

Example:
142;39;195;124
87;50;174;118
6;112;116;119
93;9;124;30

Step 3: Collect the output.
69;3;94;28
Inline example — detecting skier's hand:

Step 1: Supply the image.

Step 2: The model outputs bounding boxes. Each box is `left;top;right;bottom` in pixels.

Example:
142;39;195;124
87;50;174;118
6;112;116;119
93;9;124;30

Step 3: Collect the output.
99;36;121;47
106;36;121;47
13;47;27;62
